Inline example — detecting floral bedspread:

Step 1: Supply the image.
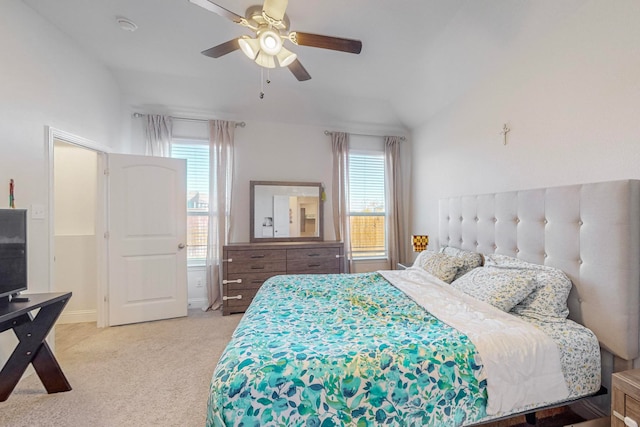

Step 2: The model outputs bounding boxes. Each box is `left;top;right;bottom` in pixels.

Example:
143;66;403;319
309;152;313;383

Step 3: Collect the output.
207;272;488;427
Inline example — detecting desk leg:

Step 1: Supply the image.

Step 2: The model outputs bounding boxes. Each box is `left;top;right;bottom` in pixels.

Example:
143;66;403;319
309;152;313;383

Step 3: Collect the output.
0;298;71;401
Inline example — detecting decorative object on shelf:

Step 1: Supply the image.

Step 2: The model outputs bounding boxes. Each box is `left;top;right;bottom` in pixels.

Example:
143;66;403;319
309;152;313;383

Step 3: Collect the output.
412;235;429;252
9;179;14;208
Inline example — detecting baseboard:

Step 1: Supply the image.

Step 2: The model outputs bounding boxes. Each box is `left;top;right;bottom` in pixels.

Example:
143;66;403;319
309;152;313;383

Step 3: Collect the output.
188;298;208;309
58;309;97;324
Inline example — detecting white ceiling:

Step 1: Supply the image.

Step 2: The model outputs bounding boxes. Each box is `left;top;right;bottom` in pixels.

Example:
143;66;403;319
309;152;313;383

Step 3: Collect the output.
22;0;587;132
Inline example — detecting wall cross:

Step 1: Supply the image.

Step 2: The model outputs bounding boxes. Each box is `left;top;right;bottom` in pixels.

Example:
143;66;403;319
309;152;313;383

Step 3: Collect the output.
500;123;511;145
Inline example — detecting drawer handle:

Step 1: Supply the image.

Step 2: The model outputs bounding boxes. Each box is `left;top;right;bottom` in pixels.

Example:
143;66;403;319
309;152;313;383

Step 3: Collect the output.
251;255;265;259
308;264;321;268
615;412;639;427
307;253;321;257
222;258;233;262
251;266;265;270
251;280;264;284
222;279;242;284
335;254;345;258
223;295;243;301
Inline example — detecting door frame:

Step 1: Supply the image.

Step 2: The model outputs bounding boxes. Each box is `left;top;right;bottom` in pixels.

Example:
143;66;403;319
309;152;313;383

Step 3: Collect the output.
46;126;111;327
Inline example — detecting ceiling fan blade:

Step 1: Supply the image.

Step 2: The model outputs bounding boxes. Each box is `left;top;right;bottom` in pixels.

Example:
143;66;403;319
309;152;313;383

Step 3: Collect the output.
288;59;311;81
262;0;288;23
201;38;240;58
291;32;362;54
189;0;244;24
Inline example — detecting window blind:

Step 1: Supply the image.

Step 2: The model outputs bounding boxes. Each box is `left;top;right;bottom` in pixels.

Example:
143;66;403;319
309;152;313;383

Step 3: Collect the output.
171;141;209;265
348;152;386;258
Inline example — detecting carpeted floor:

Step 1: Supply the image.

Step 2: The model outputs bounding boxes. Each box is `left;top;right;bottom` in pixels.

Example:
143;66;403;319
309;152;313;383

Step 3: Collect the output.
1;309;590;427
1;309;242;427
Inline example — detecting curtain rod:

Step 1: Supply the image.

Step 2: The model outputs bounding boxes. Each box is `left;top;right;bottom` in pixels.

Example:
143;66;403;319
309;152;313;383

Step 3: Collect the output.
324;130;405;141
132;112;246;128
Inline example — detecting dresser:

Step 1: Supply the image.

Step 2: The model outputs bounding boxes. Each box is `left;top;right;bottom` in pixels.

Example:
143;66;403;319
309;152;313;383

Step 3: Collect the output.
222;241;344;315
613;369;640;427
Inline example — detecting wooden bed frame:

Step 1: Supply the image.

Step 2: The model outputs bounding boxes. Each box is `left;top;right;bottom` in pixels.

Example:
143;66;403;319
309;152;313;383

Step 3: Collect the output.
439;179;640;417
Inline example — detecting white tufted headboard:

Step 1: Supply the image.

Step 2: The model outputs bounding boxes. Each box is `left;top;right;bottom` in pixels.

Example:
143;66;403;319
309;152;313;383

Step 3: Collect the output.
439;180;640;362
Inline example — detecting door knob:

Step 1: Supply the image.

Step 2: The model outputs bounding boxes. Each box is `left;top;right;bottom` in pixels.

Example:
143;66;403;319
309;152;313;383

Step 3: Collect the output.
178;243;186;249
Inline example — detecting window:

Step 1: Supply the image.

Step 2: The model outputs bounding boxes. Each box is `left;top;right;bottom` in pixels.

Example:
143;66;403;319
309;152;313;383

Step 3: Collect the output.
348;151;386;258
171;139;209;266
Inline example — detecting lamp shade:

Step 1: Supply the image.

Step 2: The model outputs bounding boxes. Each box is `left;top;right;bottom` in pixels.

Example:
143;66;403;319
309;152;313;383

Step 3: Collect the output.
412;235;429;252
276;47;297;67
239;36;260;60
254;51;276;68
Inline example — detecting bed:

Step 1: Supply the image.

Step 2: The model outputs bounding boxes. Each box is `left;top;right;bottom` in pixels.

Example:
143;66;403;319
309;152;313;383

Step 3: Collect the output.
207;179;640;426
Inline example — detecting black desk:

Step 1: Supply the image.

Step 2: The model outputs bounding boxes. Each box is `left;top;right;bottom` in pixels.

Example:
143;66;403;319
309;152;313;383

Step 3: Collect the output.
0;292;72;401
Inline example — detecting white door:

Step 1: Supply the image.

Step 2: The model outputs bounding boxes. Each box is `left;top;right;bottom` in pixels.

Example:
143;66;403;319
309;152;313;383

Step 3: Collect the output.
107;153;187;326
273;195;290;237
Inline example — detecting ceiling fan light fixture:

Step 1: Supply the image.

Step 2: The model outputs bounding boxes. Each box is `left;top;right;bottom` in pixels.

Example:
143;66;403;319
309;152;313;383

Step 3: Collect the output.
276;47;297;67
259;29;282;55
255;51;276;69
238;36;260;60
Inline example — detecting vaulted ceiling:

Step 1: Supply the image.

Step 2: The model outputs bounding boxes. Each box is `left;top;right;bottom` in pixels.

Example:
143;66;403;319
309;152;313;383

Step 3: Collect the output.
23;0;586;132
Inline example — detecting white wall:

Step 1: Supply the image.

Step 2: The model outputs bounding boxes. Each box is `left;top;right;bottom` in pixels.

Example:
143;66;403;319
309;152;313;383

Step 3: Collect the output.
410;1;640;416
0;0;124;364
411;0;640;247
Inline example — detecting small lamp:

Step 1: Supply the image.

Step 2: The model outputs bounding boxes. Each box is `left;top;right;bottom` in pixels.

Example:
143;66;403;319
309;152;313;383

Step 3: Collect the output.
412;235;429;252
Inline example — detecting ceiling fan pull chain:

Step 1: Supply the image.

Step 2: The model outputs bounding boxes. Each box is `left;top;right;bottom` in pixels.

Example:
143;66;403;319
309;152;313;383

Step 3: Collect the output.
260;68;265;99
267;69;271;85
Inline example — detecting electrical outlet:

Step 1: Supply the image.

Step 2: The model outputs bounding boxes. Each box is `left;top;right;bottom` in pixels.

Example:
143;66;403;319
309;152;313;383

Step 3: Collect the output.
196;278;203;288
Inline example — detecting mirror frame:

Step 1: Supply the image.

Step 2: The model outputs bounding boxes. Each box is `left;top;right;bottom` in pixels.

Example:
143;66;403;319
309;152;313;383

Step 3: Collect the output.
250;180;324;243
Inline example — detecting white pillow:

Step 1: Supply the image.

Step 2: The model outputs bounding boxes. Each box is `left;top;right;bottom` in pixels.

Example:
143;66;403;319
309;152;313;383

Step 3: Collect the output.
413;250;464;283
440;246;484;281
484;254;572;321
451;266;537;312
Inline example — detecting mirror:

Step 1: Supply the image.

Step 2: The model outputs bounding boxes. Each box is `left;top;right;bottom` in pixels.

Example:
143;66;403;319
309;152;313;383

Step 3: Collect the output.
250;181;323;242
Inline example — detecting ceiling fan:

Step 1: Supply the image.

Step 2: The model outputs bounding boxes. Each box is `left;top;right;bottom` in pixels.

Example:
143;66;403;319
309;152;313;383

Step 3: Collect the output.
189;0;363;81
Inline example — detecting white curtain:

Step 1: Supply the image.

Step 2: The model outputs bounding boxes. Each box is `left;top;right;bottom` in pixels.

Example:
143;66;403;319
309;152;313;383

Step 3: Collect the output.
384;136;406;268
331;132;353;273
205;120;235;310
143;115;172;157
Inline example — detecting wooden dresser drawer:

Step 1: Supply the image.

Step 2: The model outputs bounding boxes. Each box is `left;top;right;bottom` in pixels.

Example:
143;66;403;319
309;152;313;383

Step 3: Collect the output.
226;259;286;274
287;247;340;261
226;272;280;288
222;242;344;315
226;249;286;263
613;369;640;427
223;287;260;304
287;258;340;274
627;395;640;424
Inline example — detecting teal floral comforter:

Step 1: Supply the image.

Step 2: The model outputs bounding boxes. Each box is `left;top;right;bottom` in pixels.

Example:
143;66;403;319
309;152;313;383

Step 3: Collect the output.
207;273;487;426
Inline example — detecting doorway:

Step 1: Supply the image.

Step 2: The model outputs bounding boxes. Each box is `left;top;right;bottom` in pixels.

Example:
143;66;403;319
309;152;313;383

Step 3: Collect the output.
47;127;108;328
52;139;99;324
48;127;188;328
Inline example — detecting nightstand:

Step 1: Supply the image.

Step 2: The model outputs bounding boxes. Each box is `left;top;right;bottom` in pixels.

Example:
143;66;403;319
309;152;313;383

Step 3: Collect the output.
612;369;640;427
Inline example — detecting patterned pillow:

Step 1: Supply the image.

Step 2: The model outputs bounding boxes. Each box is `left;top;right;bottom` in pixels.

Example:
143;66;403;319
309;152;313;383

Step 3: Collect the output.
484;254;572;321
440;246;484;281
412;251;464;283
450;266;537;312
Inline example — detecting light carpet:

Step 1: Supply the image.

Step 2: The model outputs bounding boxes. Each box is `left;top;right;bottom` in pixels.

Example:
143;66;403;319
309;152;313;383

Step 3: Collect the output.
1;309;242;427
